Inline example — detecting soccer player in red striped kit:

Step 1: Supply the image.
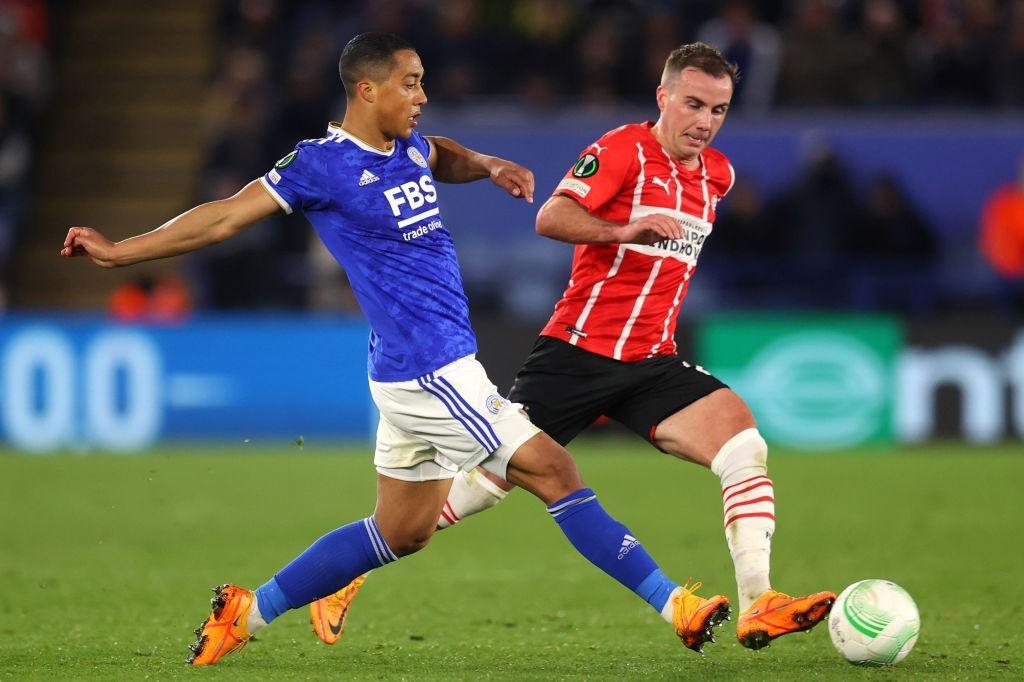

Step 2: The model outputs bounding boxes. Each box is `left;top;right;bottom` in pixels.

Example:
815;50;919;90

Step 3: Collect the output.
313;42;835;651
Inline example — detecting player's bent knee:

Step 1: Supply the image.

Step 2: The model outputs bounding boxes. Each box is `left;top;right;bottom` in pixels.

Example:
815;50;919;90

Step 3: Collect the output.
392;537;431;557
375;509;440;557
537;456;579;487
711;389;756;427
505;434;584;503
388;528;435;557
654;389;759;465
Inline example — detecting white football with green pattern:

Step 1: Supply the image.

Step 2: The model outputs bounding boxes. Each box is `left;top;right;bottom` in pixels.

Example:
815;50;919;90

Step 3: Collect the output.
828;579;920;666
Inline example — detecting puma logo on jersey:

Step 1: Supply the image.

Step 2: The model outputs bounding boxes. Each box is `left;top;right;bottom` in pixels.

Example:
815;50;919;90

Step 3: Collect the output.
358;169;380;186
590;142;608;155
651;177;671;194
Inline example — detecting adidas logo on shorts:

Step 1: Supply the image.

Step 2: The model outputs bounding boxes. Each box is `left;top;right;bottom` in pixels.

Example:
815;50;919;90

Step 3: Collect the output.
358;169;380;186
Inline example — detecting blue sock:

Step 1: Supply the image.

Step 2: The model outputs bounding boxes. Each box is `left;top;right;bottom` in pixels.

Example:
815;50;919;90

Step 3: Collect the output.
255;517;397;623
548;488;678;614
253;577;290;623
636;568;680;613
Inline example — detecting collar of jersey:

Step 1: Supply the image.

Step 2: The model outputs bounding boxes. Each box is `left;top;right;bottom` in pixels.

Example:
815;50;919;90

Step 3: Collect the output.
327;122;397;157
642;120;705;174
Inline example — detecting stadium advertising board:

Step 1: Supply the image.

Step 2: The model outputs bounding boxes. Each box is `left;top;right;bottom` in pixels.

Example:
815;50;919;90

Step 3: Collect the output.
898;317;1023;443
698;315;902;449
0;316;374;451
698;314;1024;448
0;315;1019;451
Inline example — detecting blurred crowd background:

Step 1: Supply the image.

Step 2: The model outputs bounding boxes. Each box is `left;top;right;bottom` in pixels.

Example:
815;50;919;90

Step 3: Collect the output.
206;0;1024;111
4;0;1024;320
0;0;48;310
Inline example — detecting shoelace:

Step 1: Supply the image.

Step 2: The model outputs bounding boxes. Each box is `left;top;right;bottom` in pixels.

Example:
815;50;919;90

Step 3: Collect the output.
679;579;702;601
672;579;709;638
673;579;703;620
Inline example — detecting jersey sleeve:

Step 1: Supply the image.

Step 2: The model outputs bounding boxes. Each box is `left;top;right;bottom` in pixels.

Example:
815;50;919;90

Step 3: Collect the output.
259;144;328;214
552;132;637;213
409;131;431;158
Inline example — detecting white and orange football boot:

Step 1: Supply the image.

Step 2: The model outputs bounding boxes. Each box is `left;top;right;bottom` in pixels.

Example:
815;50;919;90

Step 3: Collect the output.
310;574;367;644
736;589;836;650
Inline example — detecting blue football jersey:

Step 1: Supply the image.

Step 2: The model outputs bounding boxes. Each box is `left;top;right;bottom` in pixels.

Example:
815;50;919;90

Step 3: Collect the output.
259;123;477;382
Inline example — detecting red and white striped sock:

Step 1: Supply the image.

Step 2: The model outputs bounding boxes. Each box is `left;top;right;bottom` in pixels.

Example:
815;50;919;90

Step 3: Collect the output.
710;428;775;611
436;469;509;530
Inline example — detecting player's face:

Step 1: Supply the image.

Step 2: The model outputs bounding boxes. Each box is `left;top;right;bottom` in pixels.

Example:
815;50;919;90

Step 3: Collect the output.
654;67;732;164
376;49;428;140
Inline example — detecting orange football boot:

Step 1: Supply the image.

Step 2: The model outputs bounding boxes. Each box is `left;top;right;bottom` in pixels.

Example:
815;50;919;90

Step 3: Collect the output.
672;581;732;653
736;589;836;650
311;574;368;644
187;584;254;666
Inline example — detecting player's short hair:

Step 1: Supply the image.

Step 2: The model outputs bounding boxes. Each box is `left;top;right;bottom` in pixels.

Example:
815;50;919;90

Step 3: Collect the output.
661;42;740;88
338;32;416;100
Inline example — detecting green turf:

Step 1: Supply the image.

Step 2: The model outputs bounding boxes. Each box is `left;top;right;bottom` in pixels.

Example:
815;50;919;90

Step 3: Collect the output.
1;440;1021;679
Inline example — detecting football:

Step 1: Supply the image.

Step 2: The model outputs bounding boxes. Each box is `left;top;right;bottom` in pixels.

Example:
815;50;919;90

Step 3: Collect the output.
828;579;920;666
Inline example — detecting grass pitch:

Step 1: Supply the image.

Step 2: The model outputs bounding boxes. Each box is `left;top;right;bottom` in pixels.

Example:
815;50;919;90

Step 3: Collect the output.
1;440;1021;680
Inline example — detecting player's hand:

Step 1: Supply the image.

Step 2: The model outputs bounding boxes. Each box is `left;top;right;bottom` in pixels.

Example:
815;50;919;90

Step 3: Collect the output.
620;214;683;244
488;158;535;204
60;227;119;268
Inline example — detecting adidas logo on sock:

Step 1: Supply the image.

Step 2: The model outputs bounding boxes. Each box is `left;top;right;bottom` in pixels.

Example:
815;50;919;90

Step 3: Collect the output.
358;169;380;186
618;533;640;560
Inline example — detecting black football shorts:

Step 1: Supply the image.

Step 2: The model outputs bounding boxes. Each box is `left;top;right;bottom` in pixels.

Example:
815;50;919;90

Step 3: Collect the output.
508;335;728;447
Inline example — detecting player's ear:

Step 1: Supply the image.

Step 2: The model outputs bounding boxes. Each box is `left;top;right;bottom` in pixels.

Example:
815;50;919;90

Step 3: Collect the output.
655;85;668;113
357;80;376;104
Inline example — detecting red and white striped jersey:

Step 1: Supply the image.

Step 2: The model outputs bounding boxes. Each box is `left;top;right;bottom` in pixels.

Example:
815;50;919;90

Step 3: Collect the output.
540;122;735;361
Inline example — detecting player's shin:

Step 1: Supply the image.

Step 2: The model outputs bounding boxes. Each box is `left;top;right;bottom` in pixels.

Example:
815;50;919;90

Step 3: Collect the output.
547;488;679;622
251;516;397;633
436;469;509;529
710;428;775;611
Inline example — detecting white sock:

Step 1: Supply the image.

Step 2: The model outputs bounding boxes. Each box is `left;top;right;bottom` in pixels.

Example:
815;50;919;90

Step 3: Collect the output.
436;469;509;529
659;586;684;624
246;597;268;635
710;428;774;612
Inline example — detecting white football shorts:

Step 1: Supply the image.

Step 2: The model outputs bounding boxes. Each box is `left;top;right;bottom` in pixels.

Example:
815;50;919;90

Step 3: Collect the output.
370;355;540;482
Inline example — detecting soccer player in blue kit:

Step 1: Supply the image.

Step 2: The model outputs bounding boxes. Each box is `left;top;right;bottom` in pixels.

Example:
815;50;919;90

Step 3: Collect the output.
60;33;731;666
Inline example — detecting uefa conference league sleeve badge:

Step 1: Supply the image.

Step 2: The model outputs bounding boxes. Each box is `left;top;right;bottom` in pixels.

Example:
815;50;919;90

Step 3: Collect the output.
572;153;599;178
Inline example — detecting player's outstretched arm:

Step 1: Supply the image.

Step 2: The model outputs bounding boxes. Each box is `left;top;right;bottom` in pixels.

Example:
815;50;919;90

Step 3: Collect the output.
60;180;281;268
536;195;684;245
426;136;534;203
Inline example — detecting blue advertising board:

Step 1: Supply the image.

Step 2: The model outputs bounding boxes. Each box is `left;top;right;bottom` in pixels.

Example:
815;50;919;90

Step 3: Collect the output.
0;316;374;451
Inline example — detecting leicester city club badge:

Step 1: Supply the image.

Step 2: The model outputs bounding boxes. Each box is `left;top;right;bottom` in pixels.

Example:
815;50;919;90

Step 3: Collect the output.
408;146;428;168
485;394;508;415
